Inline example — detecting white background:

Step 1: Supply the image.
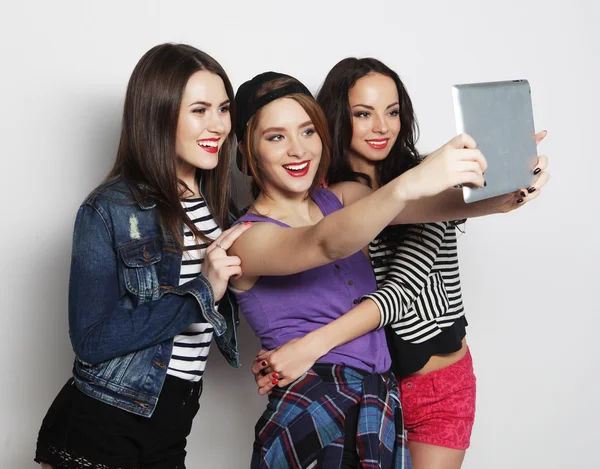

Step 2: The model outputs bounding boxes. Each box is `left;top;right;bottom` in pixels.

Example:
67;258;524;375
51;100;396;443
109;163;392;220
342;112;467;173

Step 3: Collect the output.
1;1;598;468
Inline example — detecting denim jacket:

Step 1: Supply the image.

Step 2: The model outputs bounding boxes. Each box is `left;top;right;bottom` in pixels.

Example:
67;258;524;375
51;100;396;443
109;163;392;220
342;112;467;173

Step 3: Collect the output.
69;177;240;417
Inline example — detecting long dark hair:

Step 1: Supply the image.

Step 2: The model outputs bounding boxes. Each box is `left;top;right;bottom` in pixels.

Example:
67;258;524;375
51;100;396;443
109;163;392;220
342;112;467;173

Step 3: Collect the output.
107;43;236;247
317;57;424;244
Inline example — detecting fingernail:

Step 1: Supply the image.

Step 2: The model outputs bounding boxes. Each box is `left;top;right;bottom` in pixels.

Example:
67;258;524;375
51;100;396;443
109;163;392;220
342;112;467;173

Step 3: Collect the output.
533;168;541;175
520;191;526;198
517;198;524;204
272;372;279;379
484;180;487;187
261;361;267;367
527;187;536;193
244;221;253;227
272;379;278;385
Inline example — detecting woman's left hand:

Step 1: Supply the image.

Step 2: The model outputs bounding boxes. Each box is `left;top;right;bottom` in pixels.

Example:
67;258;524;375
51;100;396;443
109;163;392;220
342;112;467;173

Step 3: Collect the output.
251;337;324;395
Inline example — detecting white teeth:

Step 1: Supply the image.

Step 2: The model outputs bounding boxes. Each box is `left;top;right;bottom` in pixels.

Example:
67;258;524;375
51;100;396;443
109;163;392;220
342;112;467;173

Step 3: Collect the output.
283;162;308;171
198;141;218;148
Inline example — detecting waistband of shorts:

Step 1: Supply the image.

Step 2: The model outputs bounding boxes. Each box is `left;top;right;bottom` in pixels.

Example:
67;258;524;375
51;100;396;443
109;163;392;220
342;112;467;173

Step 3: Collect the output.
400;347;472;384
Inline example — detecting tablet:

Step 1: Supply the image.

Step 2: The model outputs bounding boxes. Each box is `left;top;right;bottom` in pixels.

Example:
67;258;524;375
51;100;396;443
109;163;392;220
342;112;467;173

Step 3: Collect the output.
452;79;538;203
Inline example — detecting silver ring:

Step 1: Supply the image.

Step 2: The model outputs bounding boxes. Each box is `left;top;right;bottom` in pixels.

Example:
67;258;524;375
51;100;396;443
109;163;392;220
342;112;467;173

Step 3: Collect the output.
215;241;224;250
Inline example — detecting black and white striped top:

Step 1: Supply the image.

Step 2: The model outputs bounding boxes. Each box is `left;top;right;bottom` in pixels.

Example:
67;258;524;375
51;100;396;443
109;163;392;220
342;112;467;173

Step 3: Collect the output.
363;222;465;344
166;197;221;382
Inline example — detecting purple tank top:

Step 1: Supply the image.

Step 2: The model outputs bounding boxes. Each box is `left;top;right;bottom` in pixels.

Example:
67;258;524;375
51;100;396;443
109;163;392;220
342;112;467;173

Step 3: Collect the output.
232;188;391;373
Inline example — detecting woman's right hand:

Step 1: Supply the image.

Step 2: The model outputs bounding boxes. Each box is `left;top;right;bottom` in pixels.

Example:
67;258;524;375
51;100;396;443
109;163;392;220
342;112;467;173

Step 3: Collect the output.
202;222;252;301
401;133;487;200
250;336;325;395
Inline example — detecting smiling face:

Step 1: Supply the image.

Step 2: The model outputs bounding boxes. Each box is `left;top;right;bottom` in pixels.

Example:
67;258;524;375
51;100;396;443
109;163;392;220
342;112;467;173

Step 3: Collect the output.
175;70;232;180
252;97;323;197
347;73;401;168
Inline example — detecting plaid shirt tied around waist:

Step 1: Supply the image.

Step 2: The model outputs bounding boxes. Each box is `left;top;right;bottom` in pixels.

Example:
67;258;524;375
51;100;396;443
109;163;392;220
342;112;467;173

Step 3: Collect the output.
251;364;411;469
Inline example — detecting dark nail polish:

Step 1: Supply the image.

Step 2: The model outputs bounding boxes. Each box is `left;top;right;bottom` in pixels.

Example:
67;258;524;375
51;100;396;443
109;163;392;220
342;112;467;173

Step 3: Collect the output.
517;198;524;204
533;168;541;175
272;379;278;385
528;187;536;193
520;191;526;198
484;181;487;187
272;372;279;379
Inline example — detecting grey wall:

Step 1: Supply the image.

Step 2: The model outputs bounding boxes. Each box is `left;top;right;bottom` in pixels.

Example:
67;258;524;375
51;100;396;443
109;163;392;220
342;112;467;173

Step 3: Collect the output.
1;1;598;467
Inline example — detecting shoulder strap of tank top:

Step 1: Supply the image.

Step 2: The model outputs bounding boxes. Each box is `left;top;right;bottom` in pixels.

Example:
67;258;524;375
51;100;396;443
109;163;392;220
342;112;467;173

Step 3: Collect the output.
234;212;290;228
311;188;343;216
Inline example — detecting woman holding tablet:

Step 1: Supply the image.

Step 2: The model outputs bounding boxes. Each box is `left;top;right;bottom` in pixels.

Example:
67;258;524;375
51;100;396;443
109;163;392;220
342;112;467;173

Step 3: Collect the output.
252;58;550;469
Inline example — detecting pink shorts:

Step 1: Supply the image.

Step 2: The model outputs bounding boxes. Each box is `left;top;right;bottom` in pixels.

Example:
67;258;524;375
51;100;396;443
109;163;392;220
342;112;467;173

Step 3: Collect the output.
399;348;476;450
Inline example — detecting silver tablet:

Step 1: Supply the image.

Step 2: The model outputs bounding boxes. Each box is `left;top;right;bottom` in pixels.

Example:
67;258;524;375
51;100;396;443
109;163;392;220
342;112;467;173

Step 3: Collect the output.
452;79;538;203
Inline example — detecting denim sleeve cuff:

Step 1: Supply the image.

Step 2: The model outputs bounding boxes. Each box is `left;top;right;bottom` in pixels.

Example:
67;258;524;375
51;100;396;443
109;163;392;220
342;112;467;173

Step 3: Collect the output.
167;275;227;336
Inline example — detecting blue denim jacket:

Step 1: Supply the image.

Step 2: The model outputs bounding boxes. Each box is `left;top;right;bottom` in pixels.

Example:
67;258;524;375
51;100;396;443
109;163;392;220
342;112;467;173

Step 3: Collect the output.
69;177;240;417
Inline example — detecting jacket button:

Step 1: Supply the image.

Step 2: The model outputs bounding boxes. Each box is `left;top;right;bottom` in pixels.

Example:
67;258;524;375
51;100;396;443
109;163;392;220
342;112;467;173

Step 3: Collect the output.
373;258;383;267
353;299;359;305
347;280;353;286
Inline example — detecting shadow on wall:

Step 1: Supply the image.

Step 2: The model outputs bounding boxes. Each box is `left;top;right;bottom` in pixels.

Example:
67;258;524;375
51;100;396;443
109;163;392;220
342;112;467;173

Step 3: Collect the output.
66;88;124;196
230;154;253;211
23;92;123;466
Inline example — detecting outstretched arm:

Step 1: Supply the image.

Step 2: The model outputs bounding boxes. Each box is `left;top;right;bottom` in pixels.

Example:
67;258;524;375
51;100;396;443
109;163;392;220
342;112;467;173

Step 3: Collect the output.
231;133;486;278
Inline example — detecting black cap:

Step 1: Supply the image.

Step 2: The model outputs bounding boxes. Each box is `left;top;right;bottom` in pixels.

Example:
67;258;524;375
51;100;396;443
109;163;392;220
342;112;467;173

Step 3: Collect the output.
234;72;312;173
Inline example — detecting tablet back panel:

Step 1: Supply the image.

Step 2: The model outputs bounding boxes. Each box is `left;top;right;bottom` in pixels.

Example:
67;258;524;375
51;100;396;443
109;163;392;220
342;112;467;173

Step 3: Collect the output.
452;79;538;203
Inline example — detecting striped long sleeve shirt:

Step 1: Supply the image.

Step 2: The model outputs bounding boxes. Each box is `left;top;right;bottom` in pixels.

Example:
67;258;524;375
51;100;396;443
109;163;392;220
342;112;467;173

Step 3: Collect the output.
363;221;466;345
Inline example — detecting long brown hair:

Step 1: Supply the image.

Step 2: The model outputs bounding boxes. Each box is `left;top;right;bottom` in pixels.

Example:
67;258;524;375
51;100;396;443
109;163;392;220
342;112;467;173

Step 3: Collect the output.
108;43;235;246
241;77;330;200
317;57;426;244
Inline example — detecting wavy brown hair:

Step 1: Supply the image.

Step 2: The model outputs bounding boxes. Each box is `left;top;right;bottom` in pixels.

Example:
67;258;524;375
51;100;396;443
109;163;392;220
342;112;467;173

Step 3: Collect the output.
107;43;236;247
240;77;331;200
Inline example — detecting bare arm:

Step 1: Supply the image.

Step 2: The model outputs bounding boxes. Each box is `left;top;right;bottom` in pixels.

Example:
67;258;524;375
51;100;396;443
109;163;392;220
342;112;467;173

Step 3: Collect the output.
231;134;487;278
229;178;412;277
251;298;382;393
